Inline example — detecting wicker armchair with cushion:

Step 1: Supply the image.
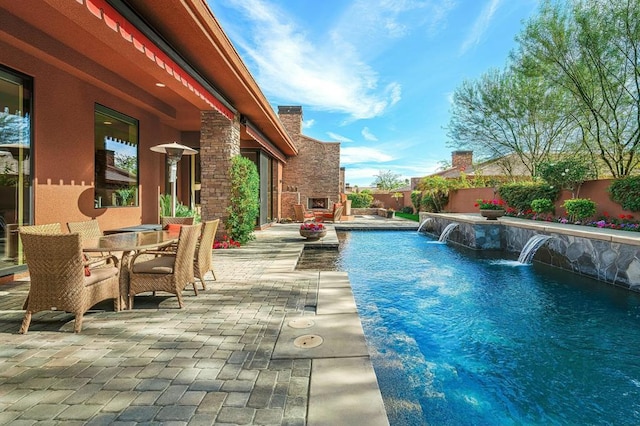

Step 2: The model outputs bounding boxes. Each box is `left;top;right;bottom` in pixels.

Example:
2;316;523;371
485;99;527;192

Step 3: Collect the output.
160;216;194;229
18;231;120;333
193;219;220;294
322;203;344;223
293;204;315;222
128;223;201;309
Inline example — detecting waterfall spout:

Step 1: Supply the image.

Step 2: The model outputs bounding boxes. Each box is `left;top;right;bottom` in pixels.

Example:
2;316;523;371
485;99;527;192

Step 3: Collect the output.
417;218;433;233
438;223;459;242
518;235;553;264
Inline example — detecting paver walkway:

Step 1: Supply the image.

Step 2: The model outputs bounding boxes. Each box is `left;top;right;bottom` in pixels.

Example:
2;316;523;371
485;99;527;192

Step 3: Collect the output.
0;217;414;425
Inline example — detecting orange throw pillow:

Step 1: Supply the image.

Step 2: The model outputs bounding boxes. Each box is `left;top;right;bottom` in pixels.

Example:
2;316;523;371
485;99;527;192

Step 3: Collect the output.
166;224;182;233
82;254;91;277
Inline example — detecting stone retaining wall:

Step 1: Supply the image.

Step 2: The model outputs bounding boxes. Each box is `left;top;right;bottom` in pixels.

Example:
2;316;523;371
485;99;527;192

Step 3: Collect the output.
419;212;640;292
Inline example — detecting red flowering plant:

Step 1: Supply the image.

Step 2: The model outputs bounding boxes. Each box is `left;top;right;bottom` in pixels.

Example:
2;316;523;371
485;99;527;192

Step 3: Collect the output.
213;235;241;249
300;222;325;231
475;199;505;210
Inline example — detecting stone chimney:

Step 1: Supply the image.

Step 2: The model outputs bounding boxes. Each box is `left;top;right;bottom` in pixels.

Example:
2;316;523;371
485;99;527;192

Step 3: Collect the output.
278;106;303;138
452;150;473;171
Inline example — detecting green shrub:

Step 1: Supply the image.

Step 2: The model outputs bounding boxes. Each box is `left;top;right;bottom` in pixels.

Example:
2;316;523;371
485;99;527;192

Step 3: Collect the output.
563;198;596;222
498;182;559;212
608;176;640;212
417;176;455;212
226;156;259;244
410;190;422;212
401;206;414;214
531;198;555;215
421;193;449;212
347;192;373;208
159;194;200;222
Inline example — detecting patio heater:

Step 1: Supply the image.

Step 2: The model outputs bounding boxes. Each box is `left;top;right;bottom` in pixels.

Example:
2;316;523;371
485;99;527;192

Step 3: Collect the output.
150;142;198;217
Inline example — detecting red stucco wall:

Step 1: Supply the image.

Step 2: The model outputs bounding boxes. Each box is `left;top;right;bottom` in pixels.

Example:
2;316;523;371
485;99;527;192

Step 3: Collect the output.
446;180;634;218
2;40;187;231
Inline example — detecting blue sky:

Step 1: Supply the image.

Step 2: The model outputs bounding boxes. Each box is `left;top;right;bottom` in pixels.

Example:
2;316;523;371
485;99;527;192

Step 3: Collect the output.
207;0;540;187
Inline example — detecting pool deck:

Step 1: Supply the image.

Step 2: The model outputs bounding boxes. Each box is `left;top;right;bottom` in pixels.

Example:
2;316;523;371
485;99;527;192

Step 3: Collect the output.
0;215;417;425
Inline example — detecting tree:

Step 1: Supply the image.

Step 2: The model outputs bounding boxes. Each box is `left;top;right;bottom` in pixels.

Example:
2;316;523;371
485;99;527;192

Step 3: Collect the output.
372;170;404;191
416;176;459;213
515;0;640;177
538;157;594;197
447;66;576;177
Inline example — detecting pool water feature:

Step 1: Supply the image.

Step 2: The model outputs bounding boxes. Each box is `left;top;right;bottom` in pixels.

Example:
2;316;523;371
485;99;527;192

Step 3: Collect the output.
438;222;459;242
518;234;554;264
337;230;640;425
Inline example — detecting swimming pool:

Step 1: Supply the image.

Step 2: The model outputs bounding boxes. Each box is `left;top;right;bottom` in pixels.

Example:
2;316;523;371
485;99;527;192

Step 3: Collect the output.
337;230;640;425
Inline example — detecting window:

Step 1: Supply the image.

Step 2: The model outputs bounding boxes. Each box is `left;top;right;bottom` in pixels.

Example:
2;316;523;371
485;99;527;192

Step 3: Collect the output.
94;105;138;207
0;66;32;270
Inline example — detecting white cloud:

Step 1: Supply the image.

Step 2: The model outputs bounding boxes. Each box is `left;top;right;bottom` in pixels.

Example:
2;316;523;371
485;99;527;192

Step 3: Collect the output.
214;0;403;120
302;119;315;129
341;146;394;164
460;0;502;55
361;127;378;142
327;132;353;143
333;0;457;48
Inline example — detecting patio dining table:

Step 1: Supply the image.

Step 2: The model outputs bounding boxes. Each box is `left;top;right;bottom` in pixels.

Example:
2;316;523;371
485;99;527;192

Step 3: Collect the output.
82;230;179;309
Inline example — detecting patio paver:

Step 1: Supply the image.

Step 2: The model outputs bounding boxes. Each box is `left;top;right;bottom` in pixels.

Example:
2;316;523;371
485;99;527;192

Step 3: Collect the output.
0;216;408;425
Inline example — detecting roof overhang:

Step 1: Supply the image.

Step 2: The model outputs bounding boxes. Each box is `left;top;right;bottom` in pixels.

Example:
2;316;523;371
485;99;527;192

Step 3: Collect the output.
0;0;297;157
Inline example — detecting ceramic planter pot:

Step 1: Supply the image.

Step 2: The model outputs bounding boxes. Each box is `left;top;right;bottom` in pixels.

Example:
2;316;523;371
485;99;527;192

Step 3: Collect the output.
300;229;327;240
480;209;505;220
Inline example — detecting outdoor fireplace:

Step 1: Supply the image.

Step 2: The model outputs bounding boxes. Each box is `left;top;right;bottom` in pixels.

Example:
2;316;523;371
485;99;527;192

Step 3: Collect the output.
309;198;328;209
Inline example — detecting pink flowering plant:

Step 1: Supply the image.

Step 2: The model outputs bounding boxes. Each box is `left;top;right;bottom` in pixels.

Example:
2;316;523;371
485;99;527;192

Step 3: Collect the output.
300;222;325;231
475;199;505;210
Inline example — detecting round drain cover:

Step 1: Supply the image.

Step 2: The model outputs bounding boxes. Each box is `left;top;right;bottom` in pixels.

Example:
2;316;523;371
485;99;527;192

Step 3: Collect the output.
293;334;323;348
288;318;315;329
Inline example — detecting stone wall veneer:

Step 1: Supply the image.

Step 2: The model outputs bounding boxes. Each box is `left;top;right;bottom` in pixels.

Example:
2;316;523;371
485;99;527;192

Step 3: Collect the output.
420;213;640;292
200;110;240;237
279;106;340;212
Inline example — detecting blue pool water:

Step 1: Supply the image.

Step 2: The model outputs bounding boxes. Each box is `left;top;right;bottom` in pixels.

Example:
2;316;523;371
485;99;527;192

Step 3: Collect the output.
336;231;640;425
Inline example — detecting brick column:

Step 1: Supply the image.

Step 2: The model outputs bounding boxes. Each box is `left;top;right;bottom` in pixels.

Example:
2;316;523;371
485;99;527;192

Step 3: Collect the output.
200;110;240;236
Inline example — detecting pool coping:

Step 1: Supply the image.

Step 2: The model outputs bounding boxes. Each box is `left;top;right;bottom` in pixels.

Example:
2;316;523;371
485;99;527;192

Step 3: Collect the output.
421;212;640;246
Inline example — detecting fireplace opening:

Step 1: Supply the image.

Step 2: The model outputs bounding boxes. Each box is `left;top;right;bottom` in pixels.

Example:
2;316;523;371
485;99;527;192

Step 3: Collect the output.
309;198;328;209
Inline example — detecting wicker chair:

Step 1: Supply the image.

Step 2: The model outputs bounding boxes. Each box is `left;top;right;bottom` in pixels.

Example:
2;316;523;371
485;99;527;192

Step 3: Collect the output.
18;232;120;333
322;203;344;223
128;223;201;309
293;204;315;222
192;219;220;294
67;219;103;240
19;223;63;235
66;219;112;261
160;216;194;229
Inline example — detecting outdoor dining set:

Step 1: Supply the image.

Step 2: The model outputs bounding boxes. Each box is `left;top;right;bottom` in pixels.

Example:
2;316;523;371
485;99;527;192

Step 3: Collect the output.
17;217;220;334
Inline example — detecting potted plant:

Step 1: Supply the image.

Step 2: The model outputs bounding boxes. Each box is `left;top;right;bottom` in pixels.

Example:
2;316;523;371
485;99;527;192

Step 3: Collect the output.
475;199;506;220
386;208;395;218
299;222;327;240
